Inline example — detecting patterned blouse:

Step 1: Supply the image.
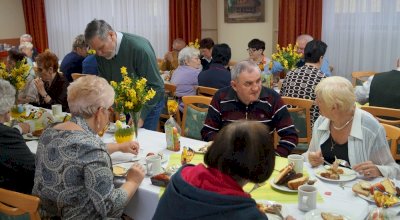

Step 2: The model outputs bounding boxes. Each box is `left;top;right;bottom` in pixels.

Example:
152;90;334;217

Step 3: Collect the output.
32;116;128;219
280;65;326;127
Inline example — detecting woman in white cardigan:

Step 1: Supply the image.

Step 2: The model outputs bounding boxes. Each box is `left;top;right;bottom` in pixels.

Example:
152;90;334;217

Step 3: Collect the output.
305;76;399;179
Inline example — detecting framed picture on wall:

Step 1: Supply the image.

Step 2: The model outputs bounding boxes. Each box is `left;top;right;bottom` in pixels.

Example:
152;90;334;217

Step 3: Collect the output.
224;0;265;23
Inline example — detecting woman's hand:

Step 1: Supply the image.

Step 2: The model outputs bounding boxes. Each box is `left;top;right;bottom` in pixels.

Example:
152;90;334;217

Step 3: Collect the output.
119;141;140;155
126;163;145;184
308;150;324;167
353;161;382;178
34;78;46;96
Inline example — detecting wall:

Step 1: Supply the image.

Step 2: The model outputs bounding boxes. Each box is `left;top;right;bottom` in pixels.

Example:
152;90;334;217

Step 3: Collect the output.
217;0;277;62
0;0;26;40
201;0;218;41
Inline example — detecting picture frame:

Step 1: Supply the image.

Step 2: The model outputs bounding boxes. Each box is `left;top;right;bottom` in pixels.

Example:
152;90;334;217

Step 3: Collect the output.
224;0;265;23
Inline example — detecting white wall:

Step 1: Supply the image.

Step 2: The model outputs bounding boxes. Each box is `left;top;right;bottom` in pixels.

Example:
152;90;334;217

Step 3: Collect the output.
201;0;218;41
217;0;277;62
0;0;26;39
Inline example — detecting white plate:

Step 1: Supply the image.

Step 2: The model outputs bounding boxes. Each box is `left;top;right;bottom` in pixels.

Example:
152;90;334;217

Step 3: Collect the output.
23;134;39;140
315;167;357;182
305;209;352;220
192;141;213;154
269;178;298;193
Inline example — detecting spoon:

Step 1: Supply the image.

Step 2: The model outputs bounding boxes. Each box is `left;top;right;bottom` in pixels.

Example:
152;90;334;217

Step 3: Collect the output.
338;159;352;169
248;182;266;194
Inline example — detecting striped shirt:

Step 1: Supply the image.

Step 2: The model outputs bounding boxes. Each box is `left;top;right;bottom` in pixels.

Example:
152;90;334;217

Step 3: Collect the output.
201;86;298;156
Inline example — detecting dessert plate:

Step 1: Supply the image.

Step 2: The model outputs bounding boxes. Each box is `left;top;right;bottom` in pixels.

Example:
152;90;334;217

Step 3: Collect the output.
269;178;298;193
315;167;357;182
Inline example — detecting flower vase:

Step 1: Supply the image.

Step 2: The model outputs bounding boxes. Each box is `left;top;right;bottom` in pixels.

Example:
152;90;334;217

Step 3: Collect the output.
129;111;141;139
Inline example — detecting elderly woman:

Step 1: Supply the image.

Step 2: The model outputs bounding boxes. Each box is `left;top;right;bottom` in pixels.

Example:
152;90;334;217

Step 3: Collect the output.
305;76;400;179
32;51;70;111
0;79;35;194
280;40;327;127
170;46;202;111
154;121;286;219
32;75;145;219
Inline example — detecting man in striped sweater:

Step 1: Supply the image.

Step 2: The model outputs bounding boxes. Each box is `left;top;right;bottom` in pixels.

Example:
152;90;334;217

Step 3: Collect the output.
201;60;298;157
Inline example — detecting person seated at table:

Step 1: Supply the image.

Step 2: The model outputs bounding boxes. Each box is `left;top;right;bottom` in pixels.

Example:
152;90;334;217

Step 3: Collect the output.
32;75;145;219
280;40;327;127
31;51;70;112
305;76;400;179
159;38;186;72
170;46;202;111
247;38;271;73
198;43;232;89
19;34;39;61
199;37;214;71
201;60;298;157
154;121;291;220
60;34;88;82
82;54;98;75
355;58;400;109
270;34;332;77
0;79;35;194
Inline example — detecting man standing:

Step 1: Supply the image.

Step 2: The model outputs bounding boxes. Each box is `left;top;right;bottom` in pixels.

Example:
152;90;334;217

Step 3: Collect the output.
201;60;298;156
84;19;164;130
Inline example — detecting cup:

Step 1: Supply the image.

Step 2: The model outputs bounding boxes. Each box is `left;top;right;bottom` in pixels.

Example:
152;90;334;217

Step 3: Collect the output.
298;184;317;212
51;104;62;116
146;154;162;176
288;154;304;174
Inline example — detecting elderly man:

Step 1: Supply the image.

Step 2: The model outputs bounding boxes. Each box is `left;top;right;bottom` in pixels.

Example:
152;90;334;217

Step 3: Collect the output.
160;38;186;72
84;19;164;131
201;60;298;157
60;34;88;82
19;34;39;61
271;34;332;77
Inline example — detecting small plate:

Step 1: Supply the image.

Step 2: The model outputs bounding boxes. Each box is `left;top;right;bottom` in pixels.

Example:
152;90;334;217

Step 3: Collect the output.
357;193;400;207
269;178;298;193
305;209;352;220
23;134;39;140
112;165;128;176
315;167;357;182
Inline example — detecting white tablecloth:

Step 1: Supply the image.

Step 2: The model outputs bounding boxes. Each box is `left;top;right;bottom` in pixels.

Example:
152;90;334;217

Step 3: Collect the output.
26;129;400;220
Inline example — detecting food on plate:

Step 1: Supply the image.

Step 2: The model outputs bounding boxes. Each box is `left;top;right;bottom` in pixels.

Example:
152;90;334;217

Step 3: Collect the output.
321;212;344;220
274;162;308;190
352;181;371;197
150;172;171;187
352;178;400;207
256;203;282;214
113;166;127;176
146;152;155;157
373;190;399;208
380;178;396;195
320;159;344;180
32;129;44;137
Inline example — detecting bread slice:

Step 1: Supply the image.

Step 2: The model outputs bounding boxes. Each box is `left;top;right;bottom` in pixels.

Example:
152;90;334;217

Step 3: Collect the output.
287;176;309;190
352;183;370;197
381;178;396;195
274;163;294;184
321;212;344;220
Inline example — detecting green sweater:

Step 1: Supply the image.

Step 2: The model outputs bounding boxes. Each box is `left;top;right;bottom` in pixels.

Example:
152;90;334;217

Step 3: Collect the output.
369;70;400;109
96;32;164;119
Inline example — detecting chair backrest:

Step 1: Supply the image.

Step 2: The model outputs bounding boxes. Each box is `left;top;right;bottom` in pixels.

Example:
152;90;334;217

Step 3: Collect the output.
71;73;88;81
381;123;400;160
0;188;41;220
351;71;376;86
181;96;212;140
274;97;313;152
196;86;218;97
361;106;400;126
158;83;181;131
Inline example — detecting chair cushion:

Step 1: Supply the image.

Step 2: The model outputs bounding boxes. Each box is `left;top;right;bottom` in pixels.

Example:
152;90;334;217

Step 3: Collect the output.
290;111;307;138
184;106;207;140
0;212;30;220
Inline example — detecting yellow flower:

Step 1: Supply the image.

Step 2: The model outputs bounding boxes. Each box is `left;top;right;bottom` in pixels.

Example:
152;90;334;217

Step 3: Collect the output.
271;43;302;72
120;66;128;75
125;101;133;109
110;81;118;88
188;38;200;49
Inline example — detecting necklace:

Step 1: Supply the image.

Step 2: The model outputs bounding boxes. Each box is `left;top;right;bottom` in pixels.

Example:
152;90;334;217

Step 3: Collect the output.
330;137;336;152
332;116;354;130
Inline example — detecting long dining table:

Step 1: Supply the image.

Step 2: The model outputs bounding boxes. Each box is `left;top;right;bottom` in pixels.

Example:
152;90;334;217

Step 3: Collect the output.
26;128;400;220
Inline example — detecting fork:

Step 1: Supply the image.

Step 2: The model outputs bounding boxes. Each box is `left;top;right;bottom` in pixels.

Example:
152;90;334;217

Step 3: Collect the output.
271;206;284;220
248;182;266;194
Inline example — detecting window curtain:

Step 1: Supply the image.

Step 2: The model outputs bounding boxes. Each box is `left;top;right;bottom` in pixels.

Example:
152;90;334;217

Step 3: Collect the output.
169;0;201;50
22;0;49;53
44;0;169;60
278;0;323;47
322;0;400;78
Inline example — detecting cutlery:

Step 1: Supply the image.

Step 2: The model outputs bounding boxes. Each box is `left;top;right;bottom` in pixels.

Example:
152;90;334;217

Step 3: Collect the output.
248;182;266;194
271;206;284;220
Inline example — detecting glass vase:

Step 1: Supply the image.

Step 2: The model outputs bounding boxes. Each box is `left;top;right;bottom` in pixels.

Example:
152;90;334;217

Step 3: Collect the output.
129;111;141;139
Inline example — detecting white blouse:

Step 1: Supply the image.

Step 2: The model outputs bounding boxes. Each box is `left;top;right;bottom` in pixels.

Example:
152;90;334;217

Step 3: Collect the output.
304;108;400;179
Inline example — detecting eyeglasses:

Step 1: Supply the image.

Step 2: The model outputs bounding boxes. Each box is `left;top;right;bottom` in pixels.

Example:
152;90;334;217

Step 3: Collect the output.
247;48;258;53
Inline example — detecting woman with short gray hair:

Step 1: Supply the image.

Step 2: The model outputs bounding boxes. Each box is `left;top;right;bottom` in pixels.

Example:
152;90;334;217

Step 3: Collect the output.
32;75;145;219
305;76;399;179
0;79;36;194
171;46;202;111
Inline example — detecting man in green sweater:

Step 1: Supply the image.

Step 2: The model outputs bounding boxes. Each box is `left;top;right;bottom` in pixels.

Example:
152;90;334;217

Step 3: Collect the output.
84;19;164;130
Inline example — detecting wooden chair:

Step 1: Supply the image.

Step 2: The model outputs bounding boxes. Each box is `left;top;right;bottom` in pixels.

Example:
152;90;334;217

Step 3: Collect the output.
381;123;400;160
157;83;181;132
196;86;218;97
361;106;400;126
351;71;376;87
181;96;212;140
274;97;313;153
71;73;88;81
0;188;41;220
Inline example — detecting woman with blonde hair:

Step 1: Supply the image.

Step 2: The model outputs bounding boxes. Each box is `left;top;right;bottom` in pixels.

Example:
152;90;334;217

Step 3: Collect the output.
305;76;399;178
33;75;145;219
